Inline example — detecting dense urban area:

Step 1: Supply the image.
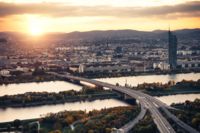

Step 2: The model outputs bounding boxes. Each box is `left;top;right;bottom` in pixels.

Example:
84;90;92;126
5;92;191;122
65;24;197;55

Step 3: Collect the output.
0;29;200;78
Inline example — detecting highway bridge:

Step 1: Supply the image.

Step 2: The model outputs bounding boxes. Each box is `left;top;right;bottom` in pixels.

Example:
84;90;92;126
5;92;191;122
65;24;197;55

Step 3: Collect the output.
48;72;199;133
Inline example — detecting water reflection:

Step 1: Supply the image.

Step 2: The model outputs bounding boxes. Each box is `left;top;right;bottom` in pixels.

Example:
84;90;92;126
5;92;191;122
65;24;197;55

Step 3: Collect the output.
0;81;82;96
0;99;130;123
96;73;200;87
168;74;177;81
155;94;200;105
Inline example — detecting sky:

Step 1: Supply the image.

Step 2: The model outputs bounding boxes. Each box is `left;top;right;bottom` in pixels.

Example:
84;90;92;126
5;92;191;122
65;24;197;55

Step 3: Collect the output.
0;0;200;35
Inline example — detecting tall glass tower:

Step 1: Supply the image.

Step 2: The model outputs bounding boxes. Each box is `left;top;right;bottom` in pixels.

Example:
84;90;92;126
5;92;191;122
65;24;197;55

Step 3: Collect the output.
168;29;177;69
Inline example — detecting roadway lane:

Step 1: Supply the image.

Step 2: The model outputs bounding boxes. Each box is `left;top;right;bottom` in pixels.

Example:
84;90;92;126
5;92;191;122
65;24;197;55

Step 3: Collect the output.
141;92;200;133
120;100;147;132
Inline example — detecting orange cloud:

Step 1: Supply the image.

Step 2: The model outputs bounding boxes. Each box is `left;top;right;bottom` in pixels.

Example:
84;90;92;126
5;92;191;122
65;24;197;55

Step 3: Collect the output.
0;1;200;18
0;1;200;33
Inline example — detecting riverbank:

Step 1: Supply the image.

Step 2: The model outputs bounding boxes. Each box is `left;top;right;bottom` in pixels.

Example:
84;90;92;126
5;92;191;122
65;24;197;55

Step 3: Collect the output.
76;69;200;79
0;106;140;133
133;79;200;96
1;70;200;85
145;89;200;96
0;87;122;108
0;93;121;108
0;118;38;132
0;73;64;85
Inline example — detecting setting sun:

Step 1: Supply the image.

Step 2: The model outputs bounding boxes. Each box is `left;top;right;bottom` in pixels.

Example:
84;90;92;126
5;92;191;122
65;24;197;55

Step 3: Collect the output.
28;16;45;36
30;26;43;36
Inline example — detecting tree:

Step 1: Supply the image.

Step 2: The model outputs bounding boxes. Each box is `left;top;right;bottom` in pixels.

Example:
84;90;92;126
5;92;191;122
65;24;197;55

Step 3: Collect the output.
32;68;45;76
105;128;111;133
65;116;74;125
191;118;200;128
13;119;21;130
53;121;62;130
116;83;119;86
88;129;94;133
6;124;11;133
49;130;62;133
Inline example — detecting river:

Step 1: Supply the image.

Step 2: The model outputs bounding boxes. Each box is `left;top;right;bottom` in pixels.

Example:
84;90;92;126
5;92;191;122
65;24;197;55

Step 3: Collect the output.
155;94;200;105
0;81;81;96
96;72;200;87
0;99;129;123
0;72;199;123
1;73;199;96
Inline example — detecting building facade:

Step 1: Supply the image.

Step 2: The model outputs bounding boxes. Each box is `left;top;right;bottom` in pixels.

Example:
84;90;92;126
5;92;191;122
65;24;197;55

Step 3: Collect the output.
168;30;177;69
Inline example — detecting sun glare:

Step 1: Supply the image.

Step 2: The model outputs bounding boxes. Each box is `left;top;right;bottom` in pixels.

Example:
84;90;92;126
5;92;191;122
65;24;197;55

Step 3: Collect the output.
30;26;44;36
28;16;45;36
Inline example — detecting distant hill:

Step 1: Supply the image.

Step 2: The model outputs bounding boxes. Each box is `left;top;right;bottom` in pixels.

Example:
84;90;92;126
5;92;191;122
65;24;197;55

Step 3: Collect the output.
0;28;200;42
62;28;200;41
64;30;151;40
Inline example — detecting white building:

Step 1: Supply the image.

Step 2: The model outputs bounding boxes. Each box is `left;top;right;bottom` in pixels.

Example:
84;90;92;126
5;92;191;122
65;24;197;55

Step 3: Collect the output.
78;64;85;73
69;66;79;72
16;66;29;73
153;62;170;70
0;69;10;76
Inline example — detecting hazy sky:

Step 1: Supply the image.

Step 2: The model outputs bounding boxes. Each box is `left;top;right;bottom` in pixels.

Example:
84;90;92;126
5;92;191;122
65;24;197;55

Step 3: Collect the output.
0;0;200;34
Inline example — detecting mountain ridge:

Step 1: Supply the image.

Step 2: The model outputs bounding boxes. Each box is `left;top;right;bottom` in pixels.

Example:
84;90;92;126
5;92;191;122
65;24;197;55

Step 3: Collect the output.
0;28;200;41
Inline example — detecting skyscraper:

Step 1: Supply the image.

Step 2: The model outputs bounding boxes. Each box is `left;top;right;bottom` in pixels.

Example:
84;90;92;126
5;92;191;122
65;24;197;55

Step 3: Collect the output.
168;29;177;69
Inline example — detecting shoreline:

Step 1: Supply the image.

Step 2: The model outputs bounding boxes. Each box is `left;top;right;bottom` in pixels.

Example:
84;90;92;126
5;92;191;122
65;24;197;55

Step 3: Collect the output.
0;71;200;85
80;70;200;79
145;90;200;97
1;90;199;109
0;106;138;132
0;118;38;132
0;93;122;108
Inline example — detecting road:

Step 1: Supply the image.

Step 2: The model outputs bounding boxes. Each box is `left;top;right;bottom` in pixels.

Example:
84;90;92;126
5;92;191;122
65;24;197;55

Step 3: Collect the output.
120;101;147;132
48;72;199;133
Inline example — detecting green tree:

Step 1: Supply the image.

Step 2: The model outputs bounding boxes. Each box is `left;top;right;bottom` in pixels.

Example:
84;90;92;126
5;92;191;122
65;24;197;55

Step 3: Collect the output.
192;118;200;128
13;119;21;130
88;129;94;133
6;124;11;133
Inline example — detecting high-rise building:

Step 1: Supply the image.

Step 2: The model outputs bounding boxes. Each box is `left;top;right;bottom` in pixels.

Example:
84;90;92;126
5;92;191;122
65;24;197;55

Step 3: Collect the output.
168;29;177;69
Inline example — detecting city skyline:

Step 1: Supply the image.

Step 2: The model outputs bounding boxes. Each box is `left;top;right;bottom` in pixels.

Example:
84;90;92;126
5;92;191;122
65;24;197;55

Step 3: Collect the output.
0;0;200;35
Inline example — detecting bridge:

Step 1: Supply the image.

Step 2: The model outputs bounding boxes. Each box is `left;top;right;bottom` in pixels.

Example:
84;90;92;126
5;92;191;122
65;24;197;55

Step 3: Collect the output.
48;72;199;133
